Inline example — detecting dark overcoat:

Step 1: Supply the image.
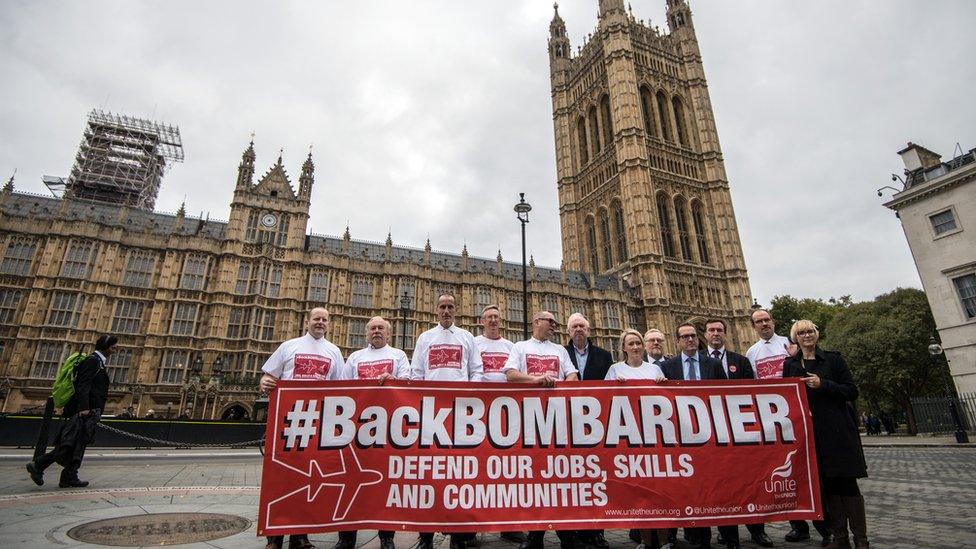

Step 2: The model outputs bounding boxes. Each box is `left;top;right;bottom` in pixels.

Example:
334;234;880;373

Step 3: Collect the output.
783;348;867;479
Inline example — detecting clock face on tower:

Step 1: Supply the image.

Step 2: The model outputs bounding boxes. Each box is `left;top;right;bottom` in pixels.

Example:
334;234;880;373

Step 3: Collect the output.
261;213;278;228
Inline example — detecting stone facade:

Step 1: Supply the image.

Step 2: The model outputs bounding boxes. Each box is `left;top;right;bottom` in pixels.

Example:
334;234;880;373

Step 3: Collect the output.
885;142;976;395
548;0;754;349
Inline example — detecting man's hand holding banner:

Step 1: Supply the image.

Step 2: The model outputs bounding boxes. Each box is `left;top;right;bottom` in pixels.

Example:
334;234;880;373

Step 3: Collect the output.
258;379;821;536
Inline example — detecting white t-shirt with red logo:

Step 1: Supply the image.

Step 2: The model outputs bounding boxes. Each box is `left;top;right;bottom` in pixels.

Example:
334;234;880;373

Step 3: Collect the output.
746;333;792;379
605;361;666;381
410;324;484;382
474;335;514;383
343;345;410;380
503;338;577;380
261;333;344;381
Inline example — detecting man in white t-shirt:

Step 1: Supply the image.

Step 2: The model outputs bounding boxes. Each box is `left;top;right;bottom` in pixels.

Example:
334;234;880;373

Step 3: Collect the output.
259;307;345;549
472;305;527;544
337;316;404;549
411;293;482;549
503;310;578;549
343;316;410;383
410;293;483;383
745;309;825;545
474;305;513;383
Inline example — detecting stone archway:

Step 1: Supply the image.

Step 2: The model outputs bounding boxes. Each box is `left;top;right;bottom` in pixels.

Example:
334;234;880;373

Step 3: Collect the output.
220;403;251;421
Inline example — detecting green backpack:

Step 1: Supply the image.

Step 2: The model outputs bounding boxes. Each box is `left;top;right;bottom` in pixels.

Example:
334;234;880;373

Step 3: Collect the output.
52;351;88;408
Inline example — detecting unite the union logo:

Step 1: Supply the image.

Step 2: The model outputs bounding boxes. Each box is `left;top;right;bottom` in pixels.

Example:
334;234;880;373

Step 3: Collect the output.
763;450;798;497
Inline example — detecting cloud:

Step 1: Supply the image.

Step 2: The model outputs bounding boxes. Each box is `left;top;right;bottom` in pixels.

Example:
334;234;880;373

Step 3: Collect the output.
2;0;974;304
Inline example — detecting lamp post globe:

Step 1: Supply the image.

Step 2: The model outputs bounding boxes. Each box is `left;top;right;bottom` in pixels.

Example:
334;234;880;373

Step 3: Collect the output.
514;193;532;340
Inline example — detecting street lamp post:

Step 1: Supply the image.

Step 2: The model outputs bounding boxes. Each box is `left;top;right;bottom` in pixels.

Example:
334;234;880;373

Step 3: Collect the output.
514;193;532;340
928;336;969;443
399;292;412;349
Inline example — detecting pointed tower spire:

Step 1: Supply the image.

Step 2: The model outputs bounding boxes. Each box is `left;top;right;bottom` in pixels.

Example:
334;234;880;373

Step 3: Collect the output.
424;237;431;253
549;3;571;66
341;224;351;254
236;137;256;190
299;148;314;200
176;200;186;217
666;0;694;33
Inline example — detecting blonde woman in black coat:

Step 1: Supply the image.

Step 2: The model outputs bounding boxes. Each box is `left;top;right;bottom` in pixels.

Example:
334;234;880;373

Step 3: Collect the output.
783;320;869;549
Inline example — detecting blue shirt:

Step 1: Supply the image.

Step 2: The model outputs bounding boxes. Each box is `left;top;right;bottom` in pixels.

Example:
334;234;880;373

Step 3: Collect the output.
573;343;589;378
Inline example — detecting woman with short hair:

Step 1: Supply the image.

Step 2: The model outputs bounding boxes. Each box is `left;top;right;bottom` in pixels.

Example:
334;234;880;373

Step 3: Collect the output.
784;320;869;549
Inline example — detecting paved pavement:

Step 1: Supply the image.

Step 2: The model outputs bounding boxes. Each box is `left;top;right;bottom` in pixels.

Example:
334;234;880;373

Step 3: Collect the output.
0;447;973;548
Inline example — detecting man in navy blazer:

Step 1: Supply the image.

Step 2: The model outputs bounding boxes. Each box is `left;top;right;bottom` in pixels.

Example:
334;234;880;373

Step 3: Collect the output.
564;312;613;382
661;323;738;549
703;319;775;548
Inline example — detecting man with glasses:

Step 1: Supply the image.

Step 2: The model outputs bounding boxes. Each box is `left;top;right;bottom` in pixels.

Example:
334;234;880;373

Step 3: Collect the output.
745;310;826;546
504;311;578;549
643;329;668;365
661;323;735;549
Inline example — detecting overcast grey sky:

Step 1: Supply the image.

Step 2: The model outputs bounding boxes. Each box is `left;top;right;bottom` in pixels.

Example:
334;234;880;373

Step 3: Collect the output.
2;1;974;306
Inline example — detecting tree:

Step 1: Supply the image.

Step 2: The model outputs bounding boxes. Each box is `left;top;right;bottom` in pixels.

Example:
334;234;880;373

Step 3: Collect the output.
824;288;947;434
769;294;852;341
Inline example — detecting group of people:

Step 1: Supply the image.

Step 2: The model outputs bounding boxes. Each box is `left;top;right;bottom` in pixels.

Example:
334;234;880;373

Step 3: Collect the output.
259;296;870;549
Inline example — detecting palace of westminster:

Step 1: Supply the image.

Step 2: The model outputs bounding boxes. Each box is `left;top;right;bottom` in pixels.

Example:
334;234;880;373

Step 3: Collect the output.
0;0;755;418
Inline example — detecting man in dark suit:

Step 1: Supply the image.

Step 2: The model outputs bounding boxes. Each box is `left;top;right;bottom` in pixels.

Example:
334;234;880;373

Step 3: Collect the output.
564;312;613;381
28;335;117;488
563;312;612;549
704;319;774;548
661;323;737;549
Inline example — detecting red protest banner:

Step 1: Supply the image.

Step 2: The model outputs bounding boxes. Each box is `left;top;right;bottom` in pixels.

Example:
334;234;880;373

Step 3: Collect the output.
257;379;821;536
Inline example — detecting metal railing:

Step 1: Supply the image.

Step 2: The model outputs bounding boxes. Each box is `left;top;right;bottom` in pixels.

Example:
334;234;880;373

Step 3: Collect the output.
911;392;976;433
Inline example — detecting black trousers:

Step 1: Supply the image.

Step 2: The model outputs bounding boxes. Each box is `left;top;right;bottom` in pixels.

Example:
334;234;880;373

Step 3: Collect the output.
34;414;96;481
527;530;575;547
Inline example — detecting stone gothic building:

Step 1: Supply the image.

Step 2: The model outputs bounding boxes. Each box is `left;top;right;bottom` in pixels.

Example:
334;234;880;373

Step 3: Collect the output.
0;0;753;418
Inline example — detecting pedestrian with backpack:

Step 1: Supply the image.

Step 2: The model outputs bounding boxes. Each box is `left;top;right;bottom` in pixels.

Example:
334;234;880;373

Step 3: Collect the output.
27;335;117;488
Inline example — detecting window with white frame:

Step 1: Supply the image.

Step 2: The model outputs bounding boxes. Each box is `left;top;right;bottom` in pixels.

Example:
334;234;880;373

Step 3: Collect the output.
47;292;85;327
179;254;209;290
158;350;188;384
347;318;367;349
61;240;96;278
0;289;23;324
111;300;145;334
307;269;330;302
33;341;67;379
170;302;199;336
1;237;37;276
351;276;375;308
930;209;958;236
123;250;157;287
106;348;133;384
953;274;976;319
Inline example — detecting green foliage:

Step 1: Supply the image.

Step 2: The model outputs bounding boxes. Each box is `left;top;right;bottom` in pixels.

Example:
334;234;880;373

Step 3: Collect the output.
769;294;852;341
824;287;947;434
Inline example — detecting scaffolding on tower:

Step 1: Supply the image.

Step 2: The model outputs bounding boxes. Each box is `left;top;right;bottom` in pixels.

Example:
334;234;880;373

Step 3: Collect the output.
53;110;184;210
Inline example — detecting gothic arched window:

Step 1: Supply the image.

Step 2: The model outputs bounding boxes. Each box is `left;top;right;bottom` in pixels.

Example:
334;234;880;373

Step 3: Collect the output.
612;201;628;263
656;192;676;258
656;90;672;143
640;86;656;137
600;95;613;148
585;217;599;273
674;196;692;261
692;200;710;264
577;117;589;165
599;208;612;271
672;96;689;147
588;106;601;155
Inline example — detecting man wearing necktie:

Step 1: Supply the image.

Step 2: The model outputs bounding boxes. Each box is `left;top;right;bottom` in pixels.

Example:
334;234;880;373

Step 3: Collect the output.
661;323;737;549
703;319;773;548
